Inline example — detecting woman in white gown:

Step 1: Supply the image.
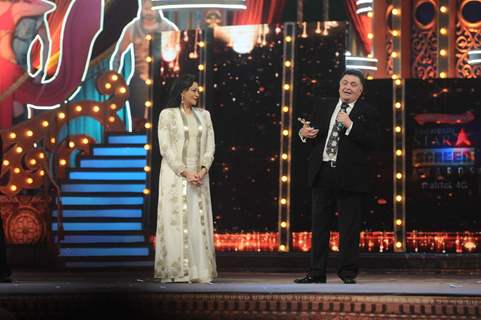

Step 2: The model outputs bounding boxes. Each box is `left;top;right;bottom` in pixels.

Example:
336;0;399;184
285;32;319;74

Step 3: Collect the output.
154;74;217;283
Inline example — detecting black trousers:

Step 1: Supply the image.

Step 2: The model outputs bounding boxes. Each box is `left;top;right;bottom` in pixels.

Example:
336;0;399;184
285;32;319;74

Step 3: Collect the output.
310;163;361;280
0;218;10;278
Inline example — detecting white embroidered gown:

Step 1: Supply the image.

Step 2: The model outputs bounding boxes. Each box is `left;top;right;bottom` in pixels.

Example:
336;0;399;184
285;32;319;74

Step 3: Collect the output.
154;107;217;282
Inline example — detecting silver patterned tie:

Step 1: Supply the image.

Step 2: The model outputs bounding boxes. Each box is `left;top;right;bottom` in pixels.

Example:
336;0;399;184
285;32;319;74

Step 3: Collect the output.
325;103;348;161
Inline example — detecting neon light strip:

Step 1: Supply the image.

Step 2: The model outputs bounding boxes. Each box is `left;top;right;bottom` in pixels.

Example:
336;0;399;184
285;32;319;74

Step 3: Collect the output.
346;57;378;62
152;4;246;10
356;0;373;5
345;65;378;70
356;7;373;14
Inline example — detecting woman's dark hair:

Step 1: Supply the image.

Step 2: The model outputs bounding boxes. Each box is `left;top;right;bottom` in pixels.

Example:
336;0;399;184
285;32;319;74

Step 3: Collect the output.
165;74;197;108
339;69;366;88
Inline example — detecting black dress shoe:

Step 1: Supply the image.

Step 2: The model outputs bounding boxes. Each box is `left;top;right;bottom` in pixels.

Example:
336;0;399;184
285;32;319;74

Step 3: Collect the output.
294;274;326;284
0;277;12;283
340;277;356;284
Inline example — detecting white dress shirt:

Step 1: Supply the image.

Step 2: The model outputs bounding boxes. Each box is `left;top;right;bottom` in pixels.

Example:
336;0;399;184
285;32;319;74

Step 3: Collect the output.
299;99;355;162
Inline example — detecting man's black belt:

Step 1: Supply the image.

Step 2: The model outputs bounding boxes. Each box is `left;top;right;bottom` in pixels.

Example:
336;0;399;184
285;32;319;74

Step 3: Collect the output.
322;161;336;168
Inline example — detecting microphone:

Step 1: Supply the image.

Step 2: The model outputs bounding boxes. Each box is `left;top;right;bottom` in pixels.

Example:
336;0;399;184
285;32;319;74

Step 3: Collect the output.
336;103;348;129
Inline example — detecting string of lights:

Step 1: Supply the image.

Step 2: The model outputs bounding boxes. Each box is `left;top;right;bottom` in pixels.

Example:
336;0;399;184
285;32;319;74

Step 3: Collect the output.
391;0;406;252
277;22;296;252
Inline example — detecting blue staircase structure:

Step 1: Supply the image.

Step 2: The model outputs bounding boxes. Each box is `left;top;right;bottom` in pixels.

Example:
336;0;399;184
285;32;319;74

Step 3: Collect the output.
53;133;153;268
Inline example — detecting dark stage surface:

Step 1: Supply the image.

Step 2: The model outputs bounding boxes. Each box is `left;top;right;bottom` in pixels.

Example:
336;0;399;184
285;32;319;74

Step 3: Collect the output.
1;270;480;319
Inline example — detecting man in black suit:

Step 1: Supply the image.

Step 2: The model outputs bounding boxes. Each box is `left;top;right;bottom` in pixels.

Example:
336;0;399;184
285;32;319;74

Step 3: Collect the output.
0;136;12;282
294;69;377;284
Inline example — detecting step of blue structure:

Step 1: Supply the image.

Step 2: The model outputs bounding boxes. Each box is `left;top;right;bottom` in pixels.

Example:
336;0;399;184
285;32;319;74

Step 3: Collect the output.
59;247;150;257
52;208;143;218
93;145;147;157
60;195;144;206
61;183;145;193
52;222;143;232
65;260;154;268
107;134;148;145
80;158;147;168
68;170;146;181
56;235;146;244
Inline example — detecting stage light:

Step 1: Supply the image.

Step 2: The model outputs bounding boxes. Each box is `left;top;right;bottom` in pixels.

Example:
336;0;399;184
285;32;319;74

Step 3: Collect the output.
110;103;117;110
284;60;292;67
10;185;17;192
198;64;205;71
282;106;289;113
280;221;287;228
82;138;89;145
440;28;447;35
279;244;286;251
395;102;401;109
396;219;402;226
396;149;403;156
50;137;56;144
108;116;115;123
440;49;447;56
440;72;447;78
93;105;100;113
396;172;402;179
111;74;119;81
145;101;153;108
26;178;33;184
281;176;288;182
282;130;289;136
69;141;75;148
391;52;398;58
392;30;399;37
143;188;150;195
30;159;37;165
145;79;153;85
396;195;402;202
367;11;373;18
26;130;33;137
395;79;402;86
38;152;45;159
367;33;374;40
16;147;23;153
105;83;112;89
59;159;67;166
58;112;66;119
281;153;288;160
283;84;290;91
395;126;401;133
146;56;153;63
145;122;152;129
39;170;45;176
42;120;49;127
144;166;151;172
14;168;20;174
285;36;292;42
145;34;152;41
199;86;205;93
395;241;402;248
9;132;16;139
144;144;151;150
2;160;9;166
392;8;400;15
280;198;287;205
440;6;447;13
119;87;127;94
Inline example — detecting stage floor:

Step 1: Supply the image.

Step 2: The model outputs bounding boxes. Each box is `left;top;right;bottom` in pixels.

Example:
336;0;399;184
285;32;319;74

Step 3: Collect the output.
1;271;481;319
2;271;481;296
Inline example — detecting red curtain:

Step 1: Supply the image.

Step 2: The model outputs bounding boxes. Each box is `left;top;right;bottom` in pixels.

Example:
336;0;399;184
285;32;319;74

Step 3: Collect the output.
232;0;286;25
345;0;372;55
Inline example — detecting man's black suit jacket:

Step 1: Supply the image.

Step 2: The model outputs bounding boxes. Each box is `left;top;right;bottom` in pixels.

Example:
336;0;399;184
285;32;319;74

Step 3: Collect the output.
305;97;377;193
